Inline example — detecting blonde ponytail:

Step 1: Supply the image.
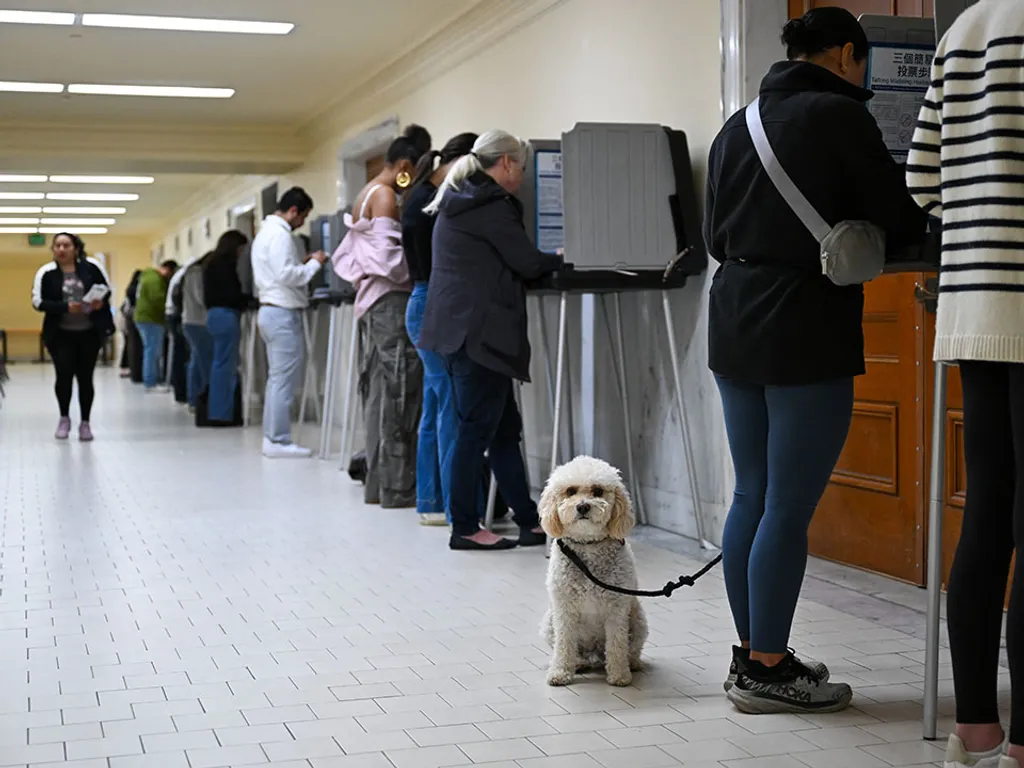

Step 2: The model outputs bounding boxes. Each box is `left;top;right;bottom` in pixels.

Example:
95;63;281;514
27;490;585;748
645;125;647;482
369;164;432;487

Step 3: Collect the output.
423;129;527;215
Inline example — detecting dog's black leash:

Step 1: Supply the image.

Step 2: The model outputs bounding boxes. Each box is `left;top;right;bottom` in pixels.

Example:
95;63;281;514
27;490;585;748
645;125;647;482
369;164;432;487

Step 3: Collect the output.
556;539;723;598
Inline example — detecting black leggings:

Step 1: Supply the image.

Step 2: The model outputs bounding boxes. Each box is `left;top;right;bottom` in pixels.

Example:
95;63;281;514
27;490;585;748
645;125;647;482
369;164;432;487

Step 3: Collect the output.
47;330;102;421
949;361;1024;743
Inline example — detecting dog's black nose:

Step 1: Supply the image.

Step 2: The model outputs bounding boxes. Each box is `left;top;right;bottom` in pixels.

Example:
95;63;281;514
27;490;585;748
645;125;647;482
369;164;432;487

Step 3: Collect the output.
576;502;591;518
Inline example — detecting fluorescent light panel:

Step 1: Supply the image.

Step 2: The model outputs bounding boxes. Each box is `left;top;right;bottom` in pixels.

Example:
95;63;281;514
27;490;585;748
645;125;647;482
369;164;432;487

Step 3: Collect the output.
0;227;37;234
48;175;153;184
0;81;63;93
0;206;41;214
68;84;234;99
0;217;38;224
43;206;126;215
47;193;139;201
81;13;293;35
39;227;108;234
0;10;74;25
0;192;44;200
0;174;47;183
41;218;116;226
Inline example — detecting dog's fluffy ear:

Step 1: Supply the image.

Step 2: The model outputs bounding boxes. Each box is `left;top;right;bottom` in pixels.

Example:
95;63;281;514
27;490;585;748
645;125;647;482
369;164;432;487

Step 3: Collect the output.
607;485;635;540
539;482;564;539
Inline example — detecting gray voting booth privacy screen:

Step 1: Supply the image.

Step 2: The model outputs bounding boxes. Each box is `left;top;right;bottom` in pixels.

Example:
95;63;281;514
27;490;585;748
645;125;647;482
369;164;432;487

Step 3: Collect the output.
308;210;353;295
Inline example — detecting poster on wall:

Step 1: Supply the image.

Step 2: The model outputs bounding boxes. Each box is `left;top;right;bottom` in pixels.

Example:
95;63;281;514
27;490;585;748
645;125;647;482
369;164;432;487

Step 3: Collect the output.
866;44;935;161
534;150;564;255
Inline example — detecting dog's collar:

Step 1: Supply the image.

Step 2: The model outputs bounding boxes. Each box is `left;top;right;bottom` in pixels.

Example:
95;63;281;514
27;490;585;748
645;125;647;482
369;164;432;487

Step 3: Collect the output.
561;537;625;547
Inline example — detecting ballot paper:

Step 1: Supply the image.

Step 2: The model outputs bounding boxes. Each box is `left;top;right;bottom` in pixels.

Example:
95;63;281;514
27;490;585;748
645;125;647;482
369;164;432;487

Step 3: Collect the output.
82;284;110;303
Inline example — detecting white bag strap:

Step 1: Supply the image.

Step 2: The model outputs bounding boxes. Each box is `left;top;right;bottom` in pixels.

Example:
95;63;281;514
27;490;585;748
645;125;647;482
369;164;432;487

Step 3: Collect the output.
745;98;831;243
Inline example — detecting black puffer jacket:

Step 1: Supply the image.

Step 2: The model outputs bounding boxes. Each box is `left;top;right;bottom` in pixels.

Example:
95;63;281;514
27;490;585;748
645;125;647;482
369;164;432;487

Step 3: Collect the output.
32;257;115;343
704;61;928;386
420;172;562;381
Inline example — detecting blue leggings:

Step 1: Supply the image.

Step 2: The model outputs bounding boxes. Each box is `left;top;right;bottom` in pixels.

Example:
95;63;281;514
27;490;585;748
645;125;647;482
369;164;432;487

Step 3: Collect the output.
716;375;853;654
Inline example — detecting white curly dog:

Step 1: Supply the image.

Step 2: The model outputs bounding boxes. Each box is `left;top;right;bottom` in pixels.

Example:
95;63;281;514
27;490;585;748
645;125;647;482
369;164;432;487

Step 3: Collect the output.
540;456;648;687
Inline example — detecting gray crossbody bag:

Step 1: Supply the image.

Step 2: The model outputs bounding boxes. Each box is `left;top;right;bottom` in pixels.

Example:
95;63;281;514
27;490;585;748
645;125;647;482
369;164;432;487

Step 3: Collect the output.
745;98;886;286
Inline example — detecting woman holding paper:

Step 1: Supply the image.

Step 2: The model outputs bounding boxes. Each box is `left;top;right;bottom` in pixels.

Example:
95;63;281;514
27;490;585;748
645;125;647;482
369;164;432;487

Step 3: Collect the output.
32;232;114;441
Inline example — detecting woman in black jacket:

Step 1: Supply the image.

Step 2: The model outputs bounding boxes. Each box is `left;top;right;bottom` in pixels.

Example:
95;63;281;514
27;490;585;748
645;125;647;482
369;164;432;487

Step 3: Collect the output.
704;8;929;715
32;233;114;441
202;229;250;425
420;130;563;551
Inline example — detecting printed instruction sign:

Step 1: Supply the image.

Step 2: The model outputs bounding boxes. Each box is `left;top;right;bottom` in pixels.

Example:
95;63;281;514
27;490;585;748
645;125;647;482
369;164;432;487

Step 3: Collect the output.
867;44;935;160
535;150;564;254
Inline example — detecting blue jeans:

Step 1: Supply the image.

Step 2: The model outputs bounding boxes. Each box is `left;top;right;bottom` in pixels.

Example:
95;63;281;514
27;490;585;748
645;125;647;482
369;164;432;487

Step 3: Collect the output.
136;322;165;389
258;306;304;444
182;323;214;407
445;348;538;537
715;374;853;654
206;308;240;422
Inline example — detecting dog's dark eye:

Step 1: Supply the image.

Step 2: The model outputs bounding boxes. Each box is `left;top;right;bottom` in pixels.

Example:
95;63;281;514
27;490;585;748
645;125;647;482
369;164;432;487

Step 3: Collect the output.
565;487;578;497
592;487;605;498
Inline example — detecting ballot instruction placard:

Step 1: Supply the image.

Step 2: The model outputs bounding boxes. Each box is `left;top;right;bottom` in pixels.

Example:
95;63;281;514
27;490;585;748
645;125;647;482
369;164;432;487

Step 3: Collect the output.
534;150;564;254
866;44;935;161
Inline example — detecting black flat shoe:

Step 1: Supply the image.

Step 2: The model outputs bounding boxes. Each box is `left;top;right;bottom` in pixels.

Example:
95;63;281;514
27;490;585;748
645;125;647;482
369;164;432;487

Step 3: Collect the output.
449;535;518;551
518;529;547;547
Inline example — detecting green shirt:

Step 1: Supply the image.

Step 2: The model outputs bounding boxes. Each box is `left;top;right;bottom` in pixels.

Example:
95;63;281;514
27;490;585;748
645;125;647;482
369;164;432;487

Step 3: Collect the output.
134;268;168;325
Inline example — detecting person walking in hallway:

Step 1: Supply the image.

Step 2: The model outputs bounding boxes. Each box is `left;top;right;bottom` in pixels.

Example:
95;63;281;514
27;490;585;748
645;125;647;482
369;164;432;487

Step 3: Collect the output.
32;233;114;441
420;130;562;550
334;126;427;508
252;187;328;457
703;7;928;713
908;2;1024;767
203;231;250;426
403;131;479;524
134;259;178;391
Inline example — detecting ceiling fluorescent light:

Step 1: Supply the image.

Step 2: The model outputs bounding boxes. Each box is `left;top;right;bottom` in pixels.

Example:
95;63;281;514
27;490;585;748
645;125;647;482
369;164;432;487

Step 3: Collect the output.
49;175;154;185
0;81;64;93
82;13;293;35
0;227;38;234
0;10;75;25
0;192;44;200
38;227;108;235
47;193;139;201
43;206;126;215
0;217;39;225
41;218;116;226
0;174;47;183
0;206;41;214
68;84;234;99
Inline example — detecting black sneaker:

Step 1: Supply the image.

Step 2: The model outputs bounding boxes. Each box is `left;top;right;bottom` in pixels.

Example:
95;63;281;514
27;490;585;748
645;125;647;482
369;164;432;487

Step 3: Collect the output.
518;528;547;547
726;652;852;714
724;646;830;692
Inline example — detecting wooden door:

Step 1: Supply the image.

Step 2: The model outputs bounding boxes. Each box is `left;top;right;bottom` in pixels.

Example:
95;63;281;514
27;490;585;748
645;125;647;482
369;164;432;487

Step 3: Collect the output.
790;0;938;584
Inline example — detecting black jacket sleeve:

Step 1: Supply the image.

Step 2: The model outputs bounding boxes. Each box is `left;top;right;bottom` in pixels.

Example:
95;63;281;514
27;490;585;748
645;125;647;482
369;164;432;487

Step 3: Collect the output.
480;199;563;279
703;139;725;264
834;100;929;248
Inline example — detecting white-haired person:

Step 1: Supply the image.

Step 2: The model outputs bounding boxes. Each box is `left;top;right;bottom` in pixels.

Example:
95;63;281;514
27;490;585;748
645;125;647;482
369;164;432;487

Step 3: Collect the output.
419;130;563;551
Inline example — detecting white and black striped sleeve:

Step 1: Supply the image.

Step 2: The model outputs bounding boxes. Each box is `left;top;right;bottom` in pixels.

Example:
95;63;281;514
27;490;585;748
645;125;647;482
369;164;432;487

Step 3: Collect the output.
907;52;945;216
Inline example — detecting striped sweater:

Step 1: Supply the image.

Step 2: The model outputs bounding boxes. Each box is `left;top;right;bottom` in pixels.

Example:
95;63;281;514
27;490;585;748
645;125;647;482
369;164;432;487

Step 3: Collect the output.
908;0;1024;364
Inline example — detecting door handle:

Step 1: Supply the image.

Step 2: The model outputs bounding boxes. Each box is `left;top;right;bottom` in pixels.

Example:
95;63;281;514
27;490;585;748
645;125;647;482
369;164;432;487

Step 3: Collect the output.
915;277;939;314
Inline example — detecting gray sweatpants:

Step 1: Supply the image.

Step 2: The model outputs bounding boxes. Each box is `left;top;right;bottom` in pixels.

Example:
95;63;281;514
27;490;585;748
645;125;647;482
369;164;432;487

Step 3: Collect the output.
358;292;422;507
258;306;305;445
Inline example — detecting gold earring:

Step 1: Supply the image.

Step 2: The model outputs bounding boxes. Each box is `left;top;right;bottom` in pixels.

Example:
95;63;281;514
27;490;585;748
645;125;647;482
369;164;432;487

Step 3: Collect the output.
396;171;411;189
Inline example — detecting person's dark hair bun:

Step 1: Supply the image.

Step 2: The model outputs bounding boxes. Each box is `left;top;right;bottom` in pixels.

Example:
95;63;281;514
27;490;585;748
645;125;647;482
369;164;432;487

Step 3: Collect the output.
781;7;869;63
781;18;810;51
403;124;432;157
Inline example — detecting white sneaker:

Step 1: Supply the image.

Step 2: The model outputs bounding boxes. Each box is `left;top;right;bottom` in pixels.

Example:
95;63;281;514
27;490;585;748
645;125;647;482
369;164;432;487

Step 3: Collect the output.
262;438;312;459
945;734;1006;768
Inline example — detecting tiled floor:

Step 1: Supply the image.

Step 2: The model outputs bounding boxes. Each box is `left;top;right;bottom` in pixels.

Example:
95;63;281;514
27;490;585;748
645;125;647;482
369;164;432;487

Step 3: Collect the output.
0;365;996;768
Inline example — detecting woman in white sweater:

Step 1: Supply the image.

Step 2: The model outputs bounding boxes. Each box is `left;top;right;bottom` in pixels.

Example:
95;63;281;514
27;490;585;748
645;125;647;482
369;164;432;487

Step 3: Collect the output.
908;2;1024;767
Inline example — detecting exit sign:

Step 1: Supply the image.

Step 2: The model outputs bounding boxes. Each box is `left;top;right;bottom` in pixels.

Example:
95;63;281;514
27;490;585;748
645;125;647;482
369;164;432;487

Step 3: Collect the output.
27;233;46;247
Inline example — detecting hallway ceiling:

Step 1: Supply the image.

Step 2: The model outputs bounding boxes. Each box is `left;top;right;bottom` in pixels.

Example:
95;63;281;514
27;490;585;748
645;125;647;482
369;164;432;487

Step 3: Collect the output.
0;0;484;236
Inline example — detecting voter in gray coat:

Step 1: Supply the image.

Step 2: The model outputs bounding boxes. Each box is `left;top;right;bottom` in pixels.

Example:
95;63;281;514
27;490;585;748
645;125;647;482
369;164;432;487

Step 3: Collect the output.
419;130;562;552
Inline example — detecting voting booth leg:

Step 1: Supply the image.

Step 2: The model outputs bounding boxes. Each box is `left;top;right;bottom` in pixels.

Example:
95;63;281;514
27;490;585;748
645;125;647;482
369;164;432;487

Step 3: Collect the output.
243;313;258;428
296;309;321;444
610;293;646;526
319;307;341;460
662;291;711;549
484;467;499;532
924;360;947;741
550;292;570;478
515;382;531;491
338;306;360;473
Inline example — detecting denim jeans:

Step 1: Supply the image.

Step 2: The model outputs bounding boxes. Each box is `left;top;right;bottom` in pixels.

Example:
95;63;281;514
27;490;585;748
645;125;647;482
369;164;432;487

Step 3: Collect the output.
206;308;240;422
136;321;165;389
715;374;853;653
258;305;304;445
182;323;214;407
445;347;538;537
